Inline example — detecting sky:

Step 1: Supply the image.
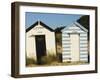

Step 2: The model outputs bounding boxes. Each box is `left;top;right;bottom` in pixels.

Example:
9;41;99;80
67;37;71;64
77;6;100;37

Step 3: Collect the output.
25;12;83;29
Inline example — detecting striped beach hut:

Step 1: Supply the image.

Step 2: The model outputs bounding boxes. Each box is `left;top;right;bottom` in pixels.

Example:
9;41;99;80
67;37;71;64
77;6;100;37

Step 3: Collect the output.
61;22;88;62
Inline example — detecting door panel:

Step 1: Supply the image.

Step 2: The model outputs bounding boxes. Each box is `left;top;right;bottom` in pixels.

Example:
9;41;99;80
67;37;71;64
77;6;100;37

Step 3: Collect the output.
35;35;46;64
70;34;80;61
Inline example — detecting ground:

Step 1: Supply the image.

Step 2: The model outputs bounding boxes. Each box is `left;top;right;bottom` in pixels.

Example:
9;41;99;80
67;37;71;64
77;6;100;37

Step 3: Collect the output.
26;61;88;67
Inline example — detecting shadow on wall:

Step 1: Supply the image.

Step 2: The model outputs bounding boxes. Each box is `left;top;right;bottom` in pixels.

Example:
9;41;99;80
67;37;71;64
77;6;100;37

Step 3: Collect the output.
55;32;62;62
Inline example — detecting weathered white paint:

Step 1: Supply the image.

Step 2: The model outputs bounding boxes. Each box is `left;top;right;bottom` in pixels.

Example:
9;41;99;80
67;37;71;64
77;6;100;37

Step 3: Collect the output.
26;22;56;62
62;22;88;62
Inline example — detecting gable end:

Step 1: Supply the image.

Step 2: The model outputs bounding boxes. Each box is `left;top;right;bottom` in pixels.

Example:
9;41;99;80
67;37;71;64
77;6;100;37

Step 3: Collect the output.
26;21;54;32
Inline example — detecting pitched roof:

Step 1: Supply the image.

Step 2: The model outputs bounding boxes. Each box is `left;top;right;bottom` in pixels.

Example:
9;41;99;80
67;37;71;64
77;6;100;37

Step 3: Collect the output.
55;26;65;33
26;21;54;32
74;22;88;32
61;22;88;32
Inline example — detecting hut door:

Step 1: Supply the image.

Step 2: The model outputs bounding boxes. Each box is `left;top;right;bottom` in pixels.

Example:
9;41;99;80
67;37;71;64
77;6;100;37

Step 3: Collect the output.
70;34;80;61
35;35;46;64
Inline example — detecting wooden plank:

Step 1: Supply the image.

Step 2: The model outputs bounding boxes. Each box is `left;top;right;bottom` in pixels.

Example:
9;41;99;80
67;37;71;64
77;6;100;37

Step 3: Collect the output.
80;54;88;57
80;37;87;40
80;58;88;61
80;33;87;36
80;44;88;47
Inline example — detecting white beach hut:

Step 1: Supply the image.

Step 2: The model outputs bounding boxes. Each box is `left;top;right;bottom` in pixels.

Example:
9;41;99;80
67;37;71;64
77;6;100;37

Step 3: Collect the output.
61;22;88;62
26;21;56;64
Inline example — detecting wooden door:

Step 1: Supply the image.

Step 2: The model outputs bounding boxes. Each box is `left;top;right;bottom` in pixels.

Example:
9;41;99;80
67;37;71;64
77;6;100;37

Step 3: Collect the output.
70;34;80;61
35;35;46;64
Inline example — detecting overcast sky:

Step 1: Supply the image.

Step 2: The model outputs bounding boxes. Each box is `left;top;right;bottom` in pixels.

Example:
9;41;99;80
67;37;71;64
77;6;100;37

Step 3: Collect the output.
25;12;83;29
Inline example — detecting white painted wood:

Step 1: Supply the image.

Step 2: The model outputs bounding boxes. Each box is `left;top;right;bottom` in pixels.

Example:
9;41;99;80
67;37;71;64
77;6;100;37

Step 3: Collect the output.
62;33;69;37
62;22;88;33
63;55;71;58
62;51;70;54
62;43;71;45
80;44;88;47
80;33;87;35
70;34;80;61
26;23;56;61
62;22;88;62
80;58;88;61
80;36;87;40
62;30;84;33
80;48;88;50
80;41;88;44
63;45;70;48
80;52;88;54
80;54;88;57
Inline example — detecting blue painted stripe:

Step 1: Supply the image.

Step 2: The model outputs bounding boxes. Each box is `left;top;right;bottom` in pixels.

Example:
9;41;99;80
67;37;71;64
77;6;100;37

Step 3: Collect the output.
80;55;88;57
80;46;87;48
62;39;70;40
80;50;87;51
80;39;87;41
62;46;70;48
80;57;88;59
63;48;70;50
63;57;71;59
80;54;88;56
62;36;70;38
80;43;87;45
62;43;71;45
80;42;87;44
62;53;70;55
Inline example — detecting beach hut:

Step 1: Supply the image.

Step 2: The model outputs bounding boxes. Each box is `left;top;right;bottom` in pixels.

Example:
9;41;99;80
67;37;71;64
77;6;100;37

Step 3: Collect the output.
61;22;88;62
26;21;56;64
